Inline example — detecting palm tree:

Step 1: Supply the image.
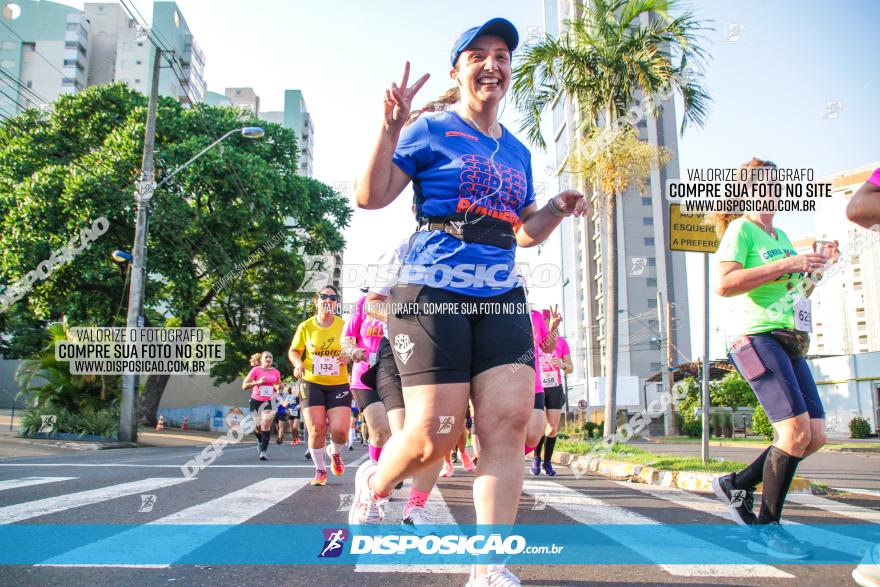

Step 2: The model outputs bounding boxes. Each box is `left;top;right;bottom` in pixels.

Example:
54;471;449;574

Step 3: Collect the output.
513;0;711;437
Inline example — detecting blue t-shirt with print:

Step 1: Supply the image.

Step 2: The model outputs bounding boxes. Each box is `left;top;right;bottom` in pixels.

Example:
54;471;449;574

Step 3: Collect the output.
392;110;536;297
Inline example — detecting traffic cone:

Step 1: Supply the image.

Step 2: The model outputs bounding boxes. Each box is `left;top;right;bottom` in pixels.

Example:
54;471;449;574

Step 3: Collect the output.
155;415;165;431
181;416;189;431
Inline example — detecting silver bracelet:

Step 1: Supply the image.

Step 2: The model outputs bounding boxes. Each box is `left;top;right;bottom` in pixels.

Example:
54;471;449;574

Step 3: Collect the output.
547;197;572;218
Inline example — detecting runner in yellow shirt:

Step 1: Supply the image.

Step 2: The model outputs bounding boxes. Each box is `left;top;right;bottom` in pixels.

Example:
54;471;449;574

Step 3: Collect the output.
289;285;353;486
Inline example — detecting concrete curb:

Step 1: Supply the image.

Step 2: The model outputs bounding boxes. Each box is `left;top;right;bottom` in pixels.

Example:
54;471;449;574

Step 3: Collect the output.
554;451;813;494
15;438;137;451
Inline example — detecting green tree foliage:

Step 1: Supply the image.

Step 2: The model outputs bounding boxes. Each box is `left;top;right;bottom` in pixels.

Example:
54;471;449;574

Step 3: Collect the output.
849;417;872;439
676;373;757;425
751;404;774;440
0;84;351;423
15;320;120;412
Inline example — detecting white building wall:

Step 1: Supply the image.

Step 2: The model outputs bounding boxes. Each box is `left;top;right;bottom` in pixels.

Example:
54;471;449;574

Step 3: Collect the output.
21;40;66;104
810;163;880;357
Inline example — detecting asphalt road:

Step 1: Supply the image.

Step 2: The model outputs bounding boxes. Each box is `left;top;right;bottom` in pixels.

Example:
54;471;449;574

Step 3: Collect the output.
0;438;877;586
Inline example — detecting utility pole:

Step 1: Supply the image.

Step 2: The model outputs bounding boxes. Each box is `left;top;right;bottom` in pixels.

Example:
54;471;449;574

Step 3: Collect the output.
119;47;162;443
666;299;676;434
658;291;676;435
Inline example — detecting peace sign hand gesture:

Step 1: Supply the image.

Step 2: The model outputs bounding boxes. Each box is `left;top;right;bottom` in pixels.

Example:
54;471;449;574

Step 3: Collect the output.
548;304;562;332
384;61;430;131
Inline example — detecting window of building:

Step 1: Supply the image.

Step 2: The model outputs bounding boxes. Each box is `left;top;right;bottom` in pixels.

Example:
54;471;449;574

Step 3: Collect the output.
856;307;866;318
0;60;14;68
647;277;657;287
641;197;651;206
648;258;656;267
1;41;16;50
858;321;867;331
647;298;657;308
644;237;655;246
136;60;142;65
643;217;653;226
134;78;141;84
854;281;863;291
859;335;869;345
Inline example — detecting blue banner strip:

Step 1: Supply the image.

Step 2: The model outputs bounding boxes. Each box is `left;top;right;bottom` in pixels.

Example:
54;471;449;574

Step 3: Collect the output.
0;524;875;565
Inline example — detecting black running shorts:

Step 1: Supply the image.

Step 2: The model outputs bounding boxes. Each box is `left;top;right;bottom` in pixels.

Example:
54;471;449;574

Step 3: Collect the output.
299;381;351;410
386;285;533;387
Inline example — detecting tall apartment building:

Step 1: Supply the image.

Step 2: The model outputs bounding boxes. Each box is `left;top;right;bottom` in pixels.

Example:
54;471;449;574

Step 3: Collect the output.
809;163;880;357
0;0;205;117
0;0;90;117
225;86;258;116
260;89;313;178
544;0;692;409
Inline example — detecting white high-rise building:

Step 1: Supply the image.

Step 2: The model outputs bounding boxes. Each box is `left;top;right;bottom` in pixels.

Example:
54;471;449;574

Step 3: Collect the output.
809;162;880;357
0;0;91;116
225;86;259;116
543;0;692;414
0;0;205;118
260;89;313;178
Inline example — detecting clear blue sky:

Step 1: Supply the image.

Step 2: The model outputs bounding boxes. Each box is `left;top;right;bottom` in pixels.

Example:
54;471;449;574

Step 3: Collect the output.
55;0;879;360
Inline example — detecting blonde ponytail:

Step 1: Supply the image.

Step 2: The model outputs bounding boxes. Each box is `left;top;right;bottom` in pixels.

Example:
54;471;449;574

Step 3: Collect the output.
405;87;460;127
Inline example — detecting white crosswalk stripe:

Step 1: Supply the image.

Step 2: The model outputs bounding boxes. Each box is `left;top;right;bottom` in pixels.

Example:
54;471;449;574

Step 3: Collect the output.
787;493;880;524
3;468;872;576
0;477;190;524
0;477;76;492
524;480;793;578
355;480;469;574
614;480;875;559
38;477;309;567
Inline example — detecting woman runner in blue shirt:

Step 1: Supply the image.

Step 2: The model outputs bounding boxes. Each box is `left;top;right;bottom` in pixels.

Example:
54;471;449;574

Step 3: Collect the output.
351;18;587;586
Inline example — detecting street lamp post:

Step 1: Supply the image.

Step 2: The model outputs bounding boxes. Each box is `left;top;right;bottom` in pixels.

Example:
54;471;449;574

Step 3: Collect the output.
118;125;265;443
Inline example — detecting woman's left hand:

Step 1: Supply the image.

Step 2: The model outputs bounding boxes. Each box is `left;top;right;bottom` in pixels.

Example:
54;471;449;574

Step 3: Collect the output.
554;190;589;217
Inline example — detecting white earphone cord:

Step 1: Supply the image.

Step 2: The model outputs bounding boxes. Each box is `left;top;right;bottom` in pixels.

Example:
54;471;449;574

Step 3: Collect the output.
459;96;507;228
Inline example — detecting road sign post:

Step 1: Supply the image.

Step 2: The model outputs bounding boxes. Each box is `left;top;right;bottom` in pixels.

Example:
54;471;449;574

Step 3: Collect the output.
669;204;720;464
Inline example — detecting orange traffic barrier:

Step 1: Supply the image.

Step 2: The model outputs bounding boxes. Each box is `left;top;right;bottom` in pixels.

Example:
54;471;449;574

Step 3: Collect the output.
155;415;165;431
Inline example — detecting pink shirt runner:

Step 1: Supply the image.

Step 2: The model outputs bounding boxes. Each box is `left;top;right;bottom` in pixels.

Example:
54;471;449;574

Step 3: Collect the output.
343;296;386;389
868;167;880;187
247;366;282;401
530;310;549;394
539;335;570;388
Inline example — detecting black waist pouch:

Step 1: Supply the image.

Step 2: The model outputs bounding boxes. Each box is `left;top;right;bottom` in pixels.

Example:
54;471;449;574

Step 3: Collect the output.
768;329;810;358
460;221;516;249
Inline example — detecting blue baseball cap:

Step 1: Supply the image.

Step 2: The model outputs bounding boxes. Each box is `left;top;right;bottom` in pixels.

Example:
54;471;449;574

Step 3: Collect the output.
450;18;519;67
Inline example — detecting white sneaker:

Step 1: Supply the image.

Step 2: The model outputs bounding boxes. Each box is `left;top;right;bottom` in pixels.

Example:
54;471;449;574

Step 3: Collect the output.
853;543;880;587
259;451;267;461
348;461;387;525
402;505;436;536
466;564;521;586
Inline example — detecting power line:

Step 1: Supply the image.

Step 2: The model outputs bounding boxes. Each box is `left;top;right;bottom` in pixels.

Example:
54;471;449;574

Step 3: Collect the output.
117;0;199;107
0;20;67;79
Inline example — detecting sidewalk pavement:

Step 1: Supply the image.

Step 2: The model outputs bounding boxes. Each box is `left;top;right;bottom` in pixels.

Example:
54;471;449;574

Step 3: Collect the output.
0;425;240;459
632;441;880;492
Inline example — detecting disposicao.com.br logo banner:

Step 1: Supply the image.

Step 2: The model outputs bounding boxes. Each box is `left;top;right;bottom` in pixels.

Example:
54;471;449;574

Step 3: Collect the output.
0;524;876;566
